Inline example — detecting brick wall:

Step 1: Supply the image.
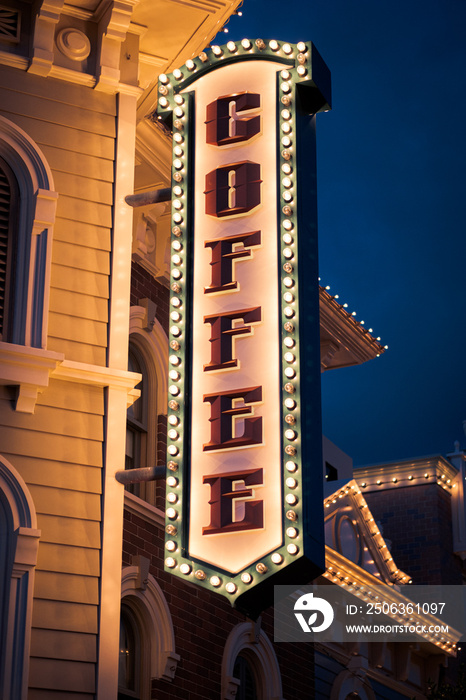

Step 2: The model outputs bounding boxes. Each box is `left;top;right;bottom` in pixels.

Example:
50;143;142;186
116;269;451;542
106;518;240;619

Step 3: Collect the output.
131;261;169;333
362;483;463;585
122;509;316;699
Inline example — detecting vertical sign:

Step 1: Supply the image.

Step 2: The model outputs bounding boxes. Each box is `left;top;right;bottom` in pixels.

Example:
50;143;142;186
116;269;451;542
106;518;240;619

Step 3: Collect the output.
157;39;331;619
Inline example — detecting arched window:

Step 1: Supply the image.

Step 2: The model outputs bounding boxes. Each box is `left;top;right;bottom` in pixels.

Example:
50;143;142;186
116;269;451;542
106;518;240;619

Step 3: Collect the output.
233;653;259;700
118;604;141;699
120;565;179;700
0;115;57;349
0;156;19;342
329;668;376;700
126;306;168;507
221;622;283;700
0;456;40;700
126;344;149;499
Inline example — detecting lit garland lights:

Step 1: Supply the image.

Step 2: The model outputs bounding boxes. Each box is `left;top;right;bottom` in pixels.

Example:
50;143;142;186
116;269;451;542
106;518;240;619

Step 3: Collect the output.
324;481;410;586
354;457;458;493
322;562;458;654
323;481;461;653
319;283;387;356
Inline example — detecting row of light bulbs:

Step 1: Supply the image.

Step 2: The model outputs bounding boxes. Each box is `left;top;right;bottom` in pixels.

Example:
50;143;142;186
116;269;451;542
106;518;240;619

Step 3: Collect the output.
158;40;310;110
278;69;305;545
359;473;453;490
319;283;387;351
164;91;188;546
324;485;410;585
323;568;456;653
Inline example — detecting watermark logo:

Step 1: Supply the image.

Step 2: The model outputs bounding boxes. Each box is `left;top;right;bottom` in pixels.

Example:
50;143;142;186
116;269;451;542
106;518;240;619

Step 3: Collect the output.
293;592;334;633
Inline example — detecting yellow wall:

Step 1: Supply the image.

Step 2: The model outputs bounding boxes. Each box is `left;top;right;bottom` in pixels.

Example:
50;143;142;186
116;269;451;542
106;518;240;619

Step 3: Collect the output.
0;65;118;697
0;65;114;365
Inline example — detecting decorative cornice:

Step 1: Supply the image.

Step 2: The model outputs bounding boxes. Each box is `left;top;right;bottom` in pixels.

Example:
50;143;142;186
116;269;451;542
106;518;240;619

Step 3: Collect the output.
323;546;459;655
28;0;65;77
169;0;227;12
0;343;142;412
52;359;141;405
0;342;64;413
324;479;410;585
0;50;28;70
319;286;385;370
354;455;457;493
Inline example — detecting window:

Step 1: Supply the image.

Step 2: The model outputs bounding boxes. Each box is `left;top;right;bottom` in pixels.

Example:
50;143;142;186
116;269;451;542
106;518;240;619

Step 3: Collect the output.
326;461;338;482
120;565;180;699
233;654;259;700
118;605;141;700
0;157;18;342
126;344;149;499
0;115;57;349
221;622;283;700
0;456;40;700
125;306;169;507
330;668;376;700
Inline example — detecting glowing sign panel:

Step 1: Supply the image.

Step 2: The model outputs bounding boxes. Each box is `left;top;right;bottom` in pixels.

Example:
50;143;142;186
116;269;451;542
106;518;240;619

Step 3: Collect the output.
158;39;331;618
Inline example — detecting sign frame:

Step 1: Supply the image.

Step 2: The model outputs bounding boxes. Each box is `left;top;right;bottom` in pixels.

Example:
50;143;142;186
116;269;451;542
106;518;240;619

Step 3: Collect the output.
157;39;331;619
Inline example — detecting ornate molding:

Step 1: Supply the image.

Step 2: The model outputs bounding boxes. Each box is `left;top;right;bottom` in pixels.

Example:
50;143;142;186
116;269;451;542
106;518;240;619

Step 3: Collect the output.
0;343;143;413
121;566;180;682
52;359;141;406
0;342;63;413
95;0;140;92
28;0;65;76
56;27;91;61
221;623;284;700
0;6;21;43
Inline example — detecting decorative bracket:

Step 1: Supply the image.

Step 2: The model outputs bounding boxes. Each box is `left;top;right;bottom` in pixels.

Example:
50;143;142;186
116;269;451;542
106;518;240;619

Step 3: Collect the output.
28;0;65;76
95;0;140;92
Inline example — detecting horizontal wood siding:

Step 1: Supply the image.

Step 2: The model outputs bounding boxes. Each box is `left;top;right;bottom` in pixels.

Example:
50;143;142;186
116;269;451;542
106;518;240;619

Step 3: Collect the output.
0;65;116;365
30;629;97;663
0;373;104;696
28;657;96;693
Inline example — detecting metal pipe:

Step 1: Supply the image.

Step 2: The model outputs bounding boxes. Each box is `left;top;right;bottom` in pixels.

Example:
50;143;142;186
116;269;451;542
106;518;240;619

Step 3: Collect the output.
125;188;171;208
115;466;166;484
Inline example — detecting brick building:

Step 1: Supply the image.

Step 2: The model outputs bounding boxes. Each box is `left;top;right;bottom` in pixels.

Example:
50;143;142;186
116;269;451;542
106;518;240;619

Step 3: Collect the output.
355;453;466;587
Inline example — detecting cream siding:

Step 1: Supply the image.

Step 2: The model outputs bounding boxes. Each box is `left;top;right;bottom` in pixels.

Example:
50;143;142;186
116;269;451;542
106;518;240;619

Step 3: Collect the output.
0;65;115;365
0;60;117;696
0;376;103;694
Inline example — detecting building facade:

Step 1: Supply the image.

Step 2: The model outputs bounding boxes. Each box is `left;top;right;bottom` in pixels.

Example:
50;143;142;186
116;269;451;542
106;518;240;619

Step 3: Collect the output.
0;1;462;698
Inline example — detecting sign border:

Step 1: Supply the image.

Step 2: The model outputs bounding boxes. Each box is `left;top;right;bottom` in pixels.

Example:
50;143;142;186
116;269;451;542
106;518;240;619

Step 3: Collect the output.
157;39;331;618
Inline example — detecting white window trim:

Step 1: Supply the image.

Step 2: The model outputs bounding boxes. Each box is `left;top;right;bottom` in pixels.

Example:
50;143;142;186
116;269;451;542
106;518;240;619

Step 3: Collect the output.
129;305;168;411
0;455;40;700
121;564;179;694
221;622;284;700
127;305;168;504
330;662;376;700
0;115;58;349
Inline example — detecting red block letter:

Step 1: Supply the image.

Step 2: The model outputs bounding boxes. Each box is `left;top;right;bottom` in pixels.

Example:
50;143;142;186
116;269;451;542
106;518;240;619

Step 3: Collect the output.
205;92;261;147
203;386;262;451
203;468;264;535
204;230;261;294
205;161;261;218
204;307;261;372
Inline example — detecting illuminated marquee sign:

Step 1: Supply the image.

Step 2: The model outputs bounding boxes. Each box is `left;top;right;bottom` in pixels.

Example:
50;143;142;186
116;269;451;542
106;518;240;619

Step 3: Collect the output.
157;39;331;618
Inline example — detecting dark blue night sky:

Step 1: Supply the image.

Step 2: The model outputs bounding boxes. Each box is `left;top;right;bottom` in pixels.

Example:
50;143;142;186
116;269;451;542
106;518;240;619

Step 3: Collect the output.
215;1;466;465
